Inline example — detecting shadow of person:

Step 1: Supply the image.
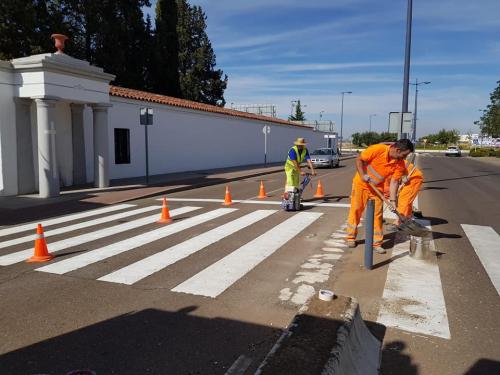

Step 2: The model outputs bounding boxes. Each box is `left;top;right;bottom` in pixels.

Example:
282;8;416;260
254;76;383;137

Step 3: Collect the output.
381;340;419;375
464;358;500;374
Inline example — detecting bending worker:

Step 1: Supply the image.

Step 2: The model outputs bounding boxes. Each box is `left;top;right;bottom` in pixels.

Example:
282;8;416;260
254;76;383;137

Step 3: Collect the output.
345;139;414;253
285;138;316;190
397;158;424;220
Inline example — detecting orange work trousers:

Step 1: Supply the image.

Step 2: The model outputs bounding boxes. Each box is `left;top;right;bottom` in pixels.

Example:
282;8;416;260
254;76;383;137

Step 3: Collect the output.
346;183;384;247
398;177;423;217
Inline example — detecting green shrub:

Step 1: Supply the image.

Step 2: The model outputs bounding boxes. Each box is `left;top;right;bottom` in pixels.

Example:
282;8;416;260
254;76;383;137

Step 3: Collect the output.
469;148;496;157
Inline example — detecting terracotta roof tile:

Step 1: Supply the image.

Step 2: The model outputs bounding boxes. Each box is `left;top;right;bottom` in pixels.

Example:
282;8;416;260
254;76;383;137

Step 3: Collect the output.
109;85;312;129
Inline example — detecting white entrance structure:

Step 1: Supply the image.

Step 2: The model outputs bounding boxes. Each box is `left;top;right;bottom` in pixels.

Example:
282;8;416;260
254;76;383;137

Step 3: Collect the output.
0;52;114;197
0;39;327;199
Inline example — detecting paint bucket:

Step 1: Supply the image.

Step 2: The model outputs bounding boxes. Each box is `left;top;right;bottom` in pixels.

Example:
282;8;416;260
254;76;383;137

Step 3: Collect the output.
409;235;432;260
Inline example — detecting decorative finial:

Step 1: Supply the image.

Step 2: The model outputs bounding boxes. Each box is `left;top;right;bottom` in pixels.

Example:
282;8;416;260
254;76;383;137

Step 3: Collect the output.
50;34;68;54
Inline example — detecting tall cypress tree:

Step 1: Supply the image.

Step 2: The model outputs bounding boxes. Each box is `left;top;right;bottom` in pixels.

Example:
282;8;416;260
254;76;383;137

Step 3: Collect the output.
289;100;306;121
177;2;227;106
153;0;181;97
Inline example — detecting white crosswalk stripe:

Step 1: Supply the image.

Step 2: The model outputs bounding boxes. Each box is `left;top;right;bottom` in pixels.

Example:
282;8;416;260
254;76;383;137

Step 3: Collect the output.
172;212;323;298
462;224;500;296
36;208;236;275
0;204;134;237
0;205;161;250
99;209;276;285
0;206;200;266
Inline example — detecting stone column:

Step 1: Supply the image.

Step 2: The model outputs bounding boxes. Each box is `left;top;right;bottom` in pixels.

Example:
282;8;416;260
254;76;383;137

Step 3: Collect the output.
14;98;36;194
34;97;59;198
91;103;112;188
70;103;87;185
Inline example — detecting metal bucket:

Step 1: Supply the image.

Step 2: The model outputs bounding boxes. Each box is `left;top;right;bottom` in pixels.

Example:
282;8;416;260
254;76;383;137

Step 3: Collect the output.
409;235;432;260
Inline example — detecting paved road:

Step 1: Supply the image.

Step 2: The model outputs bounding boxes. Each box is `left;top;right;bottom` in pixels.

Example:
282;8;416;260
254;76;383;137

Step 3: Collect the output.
1;155;499;375
0;162;355;374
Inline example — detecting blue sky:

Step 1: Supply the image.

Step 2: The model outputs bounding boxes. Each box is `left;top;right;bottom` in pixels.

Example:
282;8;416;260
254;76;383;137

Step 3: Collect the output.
145;0;499;138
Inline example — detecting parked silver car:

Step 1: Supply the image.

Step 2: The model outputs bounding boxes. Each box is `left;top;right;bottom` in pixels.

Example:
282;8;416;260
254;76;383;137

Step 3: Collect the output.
445;145;461;157
310;148;340;168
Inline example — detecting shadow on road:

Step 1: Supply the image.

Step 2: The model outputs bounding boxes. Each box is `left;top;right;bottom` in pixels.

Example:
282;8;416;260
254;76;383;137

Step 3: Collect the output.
381;341;419;375
423;172;500;184
464;359;500;375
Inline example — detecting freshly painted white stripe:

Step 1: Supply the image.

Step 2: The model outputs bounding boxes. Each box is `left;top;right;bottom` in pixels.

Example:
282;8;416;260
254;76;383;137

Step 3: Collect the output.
0;204;134;237
160;198;350;208
99;210;276;285
461;224;500;295
377;220;450;339
0;205;161;250
36;208;236;275
0;206;200;266
172;212;323;298
225;355;253;375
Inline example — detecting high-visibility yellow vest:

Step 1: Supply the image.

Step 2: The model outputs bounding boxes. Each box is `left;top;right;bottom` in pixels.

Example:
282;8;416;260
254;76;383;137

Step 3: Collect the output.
285;146;307;168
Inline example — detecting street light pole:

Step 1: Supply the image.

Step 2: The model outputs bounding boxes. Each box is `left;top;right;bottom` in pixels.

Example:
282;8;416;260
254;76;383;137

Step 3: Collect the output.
340;91;352;153
401;0;413;139
369;114;377;132
410;79;431;142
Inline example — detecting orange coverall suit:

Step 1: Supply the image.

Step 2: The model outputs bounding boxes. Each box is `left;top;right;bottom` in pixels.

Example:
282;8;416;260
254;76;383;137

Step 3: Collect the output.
346;144;406;247
398;161;424;217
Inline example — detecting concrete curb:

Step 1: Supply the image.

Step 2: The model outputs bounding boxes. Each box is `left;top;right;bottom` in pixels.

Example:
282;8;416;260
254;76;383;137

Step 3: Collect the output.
255;295;381;375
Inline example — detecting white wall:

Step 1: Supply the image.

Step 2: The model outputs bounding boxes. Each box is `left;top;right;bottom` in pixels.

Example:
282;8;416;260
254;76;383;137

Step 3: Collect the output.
108;97;327;180
0;63;18;195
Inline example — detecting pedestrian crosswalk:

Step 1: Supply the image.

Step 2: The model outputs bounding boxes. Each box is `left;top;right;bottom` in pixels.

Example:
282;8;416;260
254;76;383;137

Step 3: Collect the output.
0;203;323;299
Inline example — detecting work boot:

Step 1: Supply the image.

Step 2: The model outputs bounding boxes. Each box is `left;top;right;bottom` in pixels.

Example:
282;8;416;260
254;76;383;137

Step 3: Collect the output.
346;240;357;248
373;246;386;254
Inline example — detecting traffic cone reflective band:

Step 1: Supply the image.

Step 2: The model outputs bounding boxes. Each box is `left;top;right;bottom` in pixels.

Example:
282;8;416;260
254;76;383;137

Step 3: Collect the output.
158;197;173;223
314;180;325;198
27;224;54;263
257;181;267;199
223;185;233;206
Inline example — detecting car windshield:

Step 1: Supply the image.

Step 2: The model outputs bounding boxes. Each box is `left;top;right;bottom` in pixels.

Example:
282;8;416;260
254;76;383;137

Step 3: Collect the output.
448;146;458;150
311;149;332;155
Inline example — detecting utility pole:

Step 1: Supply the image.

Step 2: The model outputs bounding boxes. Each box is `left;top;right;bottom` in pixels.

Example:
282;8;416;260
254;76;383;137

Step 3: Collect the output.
401;0;413;139
410;79;431;142
340;91;352;153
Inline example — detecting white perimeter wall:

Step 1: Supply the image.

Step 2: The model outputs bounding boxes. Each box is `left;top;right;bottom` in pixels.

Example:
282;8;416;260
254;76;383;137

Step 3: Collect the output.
107;98;327;180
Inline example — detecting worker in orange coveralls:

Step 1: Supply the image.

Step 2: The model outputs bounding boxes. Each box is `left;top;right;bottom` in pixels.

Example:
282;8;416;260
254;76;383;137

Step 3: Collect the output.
345;139;414;254
397;159;424;219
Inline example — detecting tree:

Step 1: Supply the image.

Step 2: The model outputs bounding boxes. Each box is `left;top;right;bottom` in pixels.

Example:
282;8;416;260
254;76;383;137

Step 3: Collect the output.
176;1;227;106
419;129;459;144
475;80;500;137
351;131;380;146
289;100;306;121
152;0;181;97
379;132;398;142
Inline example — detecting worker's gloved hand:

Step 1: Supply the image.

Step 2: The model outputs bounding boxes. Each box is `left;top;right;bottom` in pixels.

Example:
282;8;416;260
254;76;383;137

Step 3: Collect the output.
311;171;317;176
300;170;306;176
401;175;409;184
362;174;372;183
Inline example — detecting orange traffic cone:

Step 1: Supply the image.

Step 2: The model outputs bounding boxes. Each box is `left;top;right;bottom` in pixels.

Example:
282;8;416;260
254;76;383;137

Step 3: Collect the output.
257;180;267;199
157;197;173;223
222;185;233;206
27;224;54;263
314;180;325;198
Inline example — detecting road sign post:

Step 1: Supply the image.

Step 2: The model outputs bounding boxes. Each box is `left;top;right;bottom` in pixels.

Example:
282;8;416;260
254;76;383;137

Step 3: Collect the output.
262;125;270;164
140;108;153;184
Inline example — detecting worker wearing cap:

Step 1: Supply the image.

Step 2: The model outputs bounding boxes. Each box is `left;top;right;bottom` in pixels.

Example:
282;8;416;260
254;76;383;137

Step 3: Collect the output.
397;159;424;219
345;139;414;253
285;138;316;190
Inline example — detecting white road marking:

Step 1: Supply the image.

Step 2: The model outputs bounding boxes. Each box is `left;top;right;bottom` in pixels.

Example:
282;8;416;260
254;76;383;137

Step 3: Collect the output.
172;212;322;298
0;205;161;250
159;198;350;208
98;210;276;285
461;224;500;296
36;208;236;275
0;207;200;266
0;204;134;237
225;355;253;375
377;220;451;339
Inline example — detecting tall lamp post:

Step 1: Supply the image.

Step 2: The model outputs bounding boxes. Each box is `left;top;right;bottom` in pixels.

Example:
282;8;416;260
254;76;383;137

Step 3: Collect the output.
369;114;377;132
340;91;352;153
401;0;413;139
409;79;431;142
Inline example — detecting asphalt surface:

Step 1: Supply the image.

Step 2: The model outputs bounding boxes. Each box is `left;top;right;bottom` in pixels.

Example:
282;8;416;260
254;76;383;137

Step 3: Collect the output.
1;155;499;375
0;161;354;375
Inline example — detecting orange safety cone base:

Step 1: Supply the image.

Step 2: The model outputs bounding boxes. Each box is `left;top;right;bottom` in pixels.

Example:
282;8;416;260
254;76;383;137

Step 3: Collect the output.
222;186;233;205
27;253;54;263
157;217;173;224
